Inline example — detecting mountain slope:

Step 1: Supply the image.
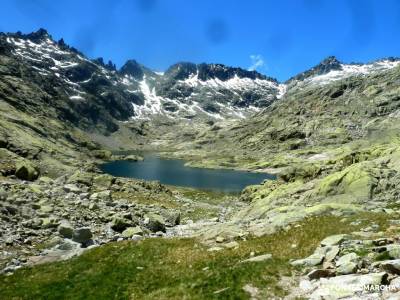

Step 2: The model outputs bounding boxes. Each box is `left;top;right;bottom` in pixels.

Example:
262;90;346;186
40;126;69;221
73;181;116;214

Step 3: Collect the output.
1;29;283;126
176;55;400;161
287;55;400;87
1;30;141;133
3;29;400;299
117;61;284;120
166;54;400;239
2;29;400;165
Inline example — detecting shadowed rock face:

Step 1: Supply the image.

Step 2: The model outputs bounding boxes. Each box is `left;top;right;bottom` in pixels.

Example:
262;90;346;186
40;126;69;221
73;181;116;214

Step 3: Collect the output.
195;63;272;81
164;62;198;80
163;62;272;82
120;60;145;80
0;29;285;124
0;31;137;133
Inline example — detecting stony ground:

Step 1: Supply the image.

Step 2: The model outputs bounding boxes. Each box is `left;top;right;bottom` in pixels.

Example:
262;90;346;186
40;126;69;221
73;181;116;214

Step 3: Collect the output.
2;31;400;299
1;147;400;300
288;232;400;299
3;122;400;299
0;155;241;276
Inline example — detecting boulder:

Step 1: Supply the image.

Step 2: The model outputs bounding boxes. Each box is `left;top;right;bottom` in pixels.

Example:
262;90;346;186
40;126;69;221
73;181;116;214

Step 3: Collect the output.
242;284;259;299
41;217;60;228
123;155;144;162
145;213;166;233
67;171;92;186
241;254;272;263
121;226;143;238
373;238;394;246
207;246;223;252
40;205;54;214
336;252;359;266
29;184;43;194
15;161;39;181
198;223;246;243
310;272;388;299
164;210;181;226
307;269;335;280
5;236;15;245
387;244;400;259
90;190;111;201
5;205;17;215
38;176;54;184
111;217;132;232
63;184;81;193
93;175;114;189
72;227;92;244
336;262;358;275
216;236;225;243
223;241;239;249
324;245;340;262
58;221;74;239
0;188;7;201
57;239;81;251
92;150;112;160
30;218;43;229
291;252;325;267
380;259;400;275
88;203;99;210
315;162;378;201
321;234;349;247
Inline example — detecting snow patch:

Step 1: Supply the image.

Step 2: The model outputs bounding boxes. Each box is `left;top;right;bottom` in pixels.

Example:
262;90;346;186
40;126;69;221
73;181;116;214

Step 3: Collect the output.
132;76;166;119
307;60;400;85
69;95;85;100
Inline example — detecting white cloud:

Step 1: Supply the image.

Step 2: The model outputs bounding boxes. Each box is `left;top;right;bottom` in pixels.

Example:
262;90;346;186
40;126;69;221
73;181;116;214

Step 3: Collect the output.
248;54;265;71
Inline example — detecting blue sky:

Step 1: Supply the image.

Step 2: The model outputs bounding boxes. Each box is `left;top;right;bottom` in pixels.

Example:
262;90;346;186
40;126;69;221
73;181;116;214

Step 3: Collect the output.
0;0;399;81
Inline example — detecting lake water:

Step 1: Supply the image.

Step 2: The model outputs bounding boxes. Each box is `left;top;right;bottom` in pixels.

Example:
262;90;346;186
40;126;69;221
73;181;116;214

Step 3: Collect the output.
100;155;274;193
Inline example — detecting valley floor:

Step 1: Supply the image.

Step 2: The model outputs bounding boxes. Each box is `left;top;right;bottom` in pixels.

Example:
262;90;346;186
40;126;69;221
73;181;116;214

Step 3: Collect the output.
2;149;400;299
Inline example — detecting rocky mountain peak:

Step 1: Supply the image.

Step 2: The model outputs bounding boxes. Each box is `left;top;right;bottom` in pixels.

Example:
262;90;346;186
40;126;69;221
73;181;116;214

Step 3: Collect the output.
119;59;148;80
164;62;277;83
164;62;197;80
93;57;117;71
320;55;341;65
19;28;51;42
287;56;343;83
316;56;342;72
197;63;271;81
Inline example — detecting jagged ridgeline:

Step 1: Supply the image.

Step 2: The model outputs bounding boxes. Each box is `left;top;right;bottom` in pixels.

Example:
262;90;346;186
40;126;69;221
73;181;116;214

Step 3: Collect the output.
1;29;398;139
0;28;284;126
3;28;400;299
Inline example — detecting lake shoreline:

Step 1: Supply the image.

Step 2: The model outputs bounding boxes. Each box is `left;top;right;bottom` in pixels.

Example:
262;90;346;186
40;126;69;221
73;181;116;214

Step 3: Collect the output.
100;154;275;193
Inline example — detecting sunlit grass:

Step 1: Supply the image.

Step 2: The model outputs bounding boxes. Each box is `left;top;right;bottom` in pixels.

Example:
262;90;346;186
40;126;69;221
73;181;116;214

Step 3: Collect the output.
0;212;392;299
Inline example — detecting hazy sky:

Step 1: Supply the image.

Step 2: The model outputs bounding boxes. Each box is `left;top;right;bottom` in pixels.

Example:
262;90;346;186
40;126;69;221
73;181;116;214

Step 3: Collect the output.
1;0;399;81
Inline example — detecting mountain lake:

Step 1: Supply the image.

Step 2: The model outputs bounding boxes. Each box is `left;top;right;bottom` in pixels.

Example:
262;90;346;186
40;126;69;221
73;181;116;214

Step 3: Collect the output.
100;154;275;193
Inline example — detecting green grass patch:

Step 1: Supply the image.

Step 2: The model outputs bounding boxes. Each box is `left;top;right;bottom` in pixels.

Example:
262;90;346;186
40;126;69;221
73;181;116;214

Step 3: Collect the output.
112;191;180;209
0;212;391;299
174;186;236;206
112;186;235;222
375;251;392;261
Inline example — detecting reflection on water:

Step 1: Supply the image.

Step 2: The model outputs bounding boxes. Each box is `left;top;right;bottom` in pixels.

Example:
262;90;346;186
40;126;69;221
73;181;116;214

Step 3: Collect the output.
100;155;274;193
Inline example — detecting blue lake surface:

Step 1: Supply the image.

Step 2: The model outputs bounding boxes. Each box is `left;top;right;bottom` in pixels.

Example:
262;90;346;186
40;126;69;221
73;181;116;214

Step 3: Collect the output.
100;155;274;193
